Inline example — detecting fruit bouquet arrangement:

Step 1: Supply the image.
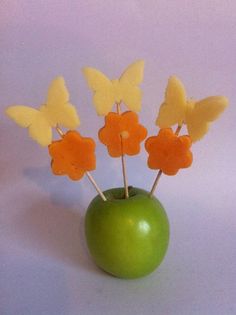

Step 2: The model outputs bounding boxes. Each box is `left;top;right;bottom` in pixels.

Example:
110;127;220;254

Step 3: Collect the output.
5;60;228;279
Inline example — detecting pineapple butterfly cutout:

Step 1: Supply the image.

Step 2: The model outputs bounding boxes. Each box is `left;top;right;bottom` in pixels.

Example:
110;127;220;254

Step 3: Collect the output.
6;77;80;146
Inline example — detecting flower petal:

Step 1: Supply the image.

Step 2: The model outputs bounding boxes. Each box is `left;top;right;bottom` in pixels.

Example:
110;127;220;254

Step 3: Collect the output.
48;131;96;180
145;128;193;175
99;111;147;157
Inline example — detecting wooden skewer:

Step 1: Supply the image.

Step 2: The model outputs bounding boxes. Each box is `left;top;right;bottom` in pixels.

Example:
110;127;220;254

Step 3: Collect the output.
121;153;129;199
174;124;182;136
55;125;64;137
149;124;183;198
149;169;162;198
116;103;129;199
85;172;107;201
55;126;107;201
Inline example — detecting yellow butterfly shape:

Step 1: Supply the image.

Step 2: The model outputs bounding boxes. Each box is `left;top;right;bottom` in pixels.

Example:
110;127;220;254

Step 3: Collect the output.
83;60;144;116
156;76;228;142
5;76;80;147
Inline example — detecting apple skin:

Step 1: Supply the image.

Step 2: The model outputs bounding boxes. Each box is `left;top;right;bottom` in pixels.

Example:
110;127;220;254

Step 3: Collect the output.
85;187;169;279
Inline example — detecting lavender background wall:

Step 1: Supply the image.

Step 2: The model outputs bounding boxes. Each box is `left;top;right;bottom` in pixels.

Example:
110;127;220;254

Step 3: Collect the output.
1;1;236;314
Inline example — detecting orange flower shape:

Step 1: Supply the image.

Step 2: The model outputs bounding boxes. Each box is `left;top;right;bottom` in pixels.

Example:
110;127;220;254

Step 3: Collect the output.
145;128;193;175
48;130;96;180
98;111;147;157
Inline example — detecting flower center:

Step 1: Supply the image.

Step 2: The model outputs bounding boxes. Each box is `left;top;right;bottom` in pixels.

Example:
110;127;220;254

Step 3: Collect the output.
120;130;130;139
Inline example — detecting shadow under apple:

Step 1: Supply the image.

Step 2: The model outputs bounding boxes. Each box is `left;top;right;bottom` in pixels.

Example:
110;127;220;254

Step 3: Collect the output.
14;198;101;274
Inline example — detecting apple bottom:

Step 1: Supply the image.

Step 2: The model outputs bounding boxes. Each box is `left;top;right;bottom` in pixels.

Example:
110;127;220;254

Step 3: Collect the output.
85;187;169;279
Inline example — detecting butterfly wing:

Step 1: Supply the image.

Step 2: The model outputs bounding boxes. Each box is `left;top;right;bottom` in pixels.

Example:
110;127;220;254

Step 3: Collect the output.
83;67;115;116
5;105;52;146
45;76;80;129
6;105;38;127
186;96;228;142
156;76;187;128
119;60;144;112
28;114;52;146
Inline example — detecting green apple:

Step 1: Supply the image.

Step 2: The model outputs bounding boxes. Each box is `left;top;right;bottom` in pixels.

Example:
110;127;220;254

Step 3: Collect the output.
85;187;169;279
